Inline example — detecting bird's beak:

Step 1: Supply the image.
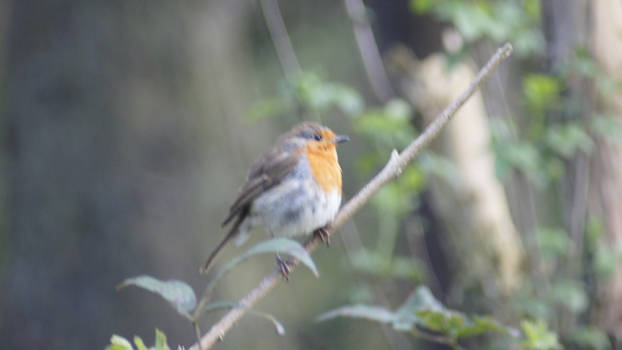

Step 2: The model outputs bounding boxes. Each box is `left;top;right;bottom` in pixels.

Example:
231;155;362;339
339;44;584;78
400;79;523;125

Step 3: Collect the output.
334;134;350;144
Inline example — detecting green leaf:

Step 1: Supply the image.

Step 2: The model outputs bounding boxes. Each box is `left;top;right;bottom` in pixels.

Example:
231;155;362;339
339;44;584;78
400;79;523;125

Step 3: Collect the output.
154;329;170;350
117;276;197;316
106;335;134;350
536;227;570;261
523;74;561;116
409;0;436;14
455;316;518;338
204;237;318;299
545;123;594;157
133;336;148;350
569;326;611;350
227;237;318;277
548;280;587;313
317;286;514;341
316;305;396;324
521;320;561;350
293;72;364;116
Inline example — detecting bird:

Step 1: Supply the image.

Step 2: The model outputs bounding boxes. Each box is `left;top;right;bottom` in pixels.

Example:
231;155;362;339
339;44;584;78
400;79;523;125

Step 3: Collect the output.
201;122;349;277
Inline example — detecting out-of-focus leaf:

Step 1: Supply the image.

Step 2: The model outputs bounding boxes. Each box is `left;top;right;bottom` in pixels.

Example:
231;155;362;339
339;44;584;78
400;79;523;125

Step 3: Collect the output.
318;286;514;341
117;276;197;316
523;74;561;116
316;305;396;324
548;280;587;313
455;316;518;338
248;97;290;121
536;227;569;261
418;152;459;188
493;140;547;187
349;250;425;281
384;99;412;120
591;114;621;144
396;287;515;337
569;326;611;350
133;336;148;350
397;286;445;314
354;98;415;150
595;244;617;277
409;0;436;13
545;123;594;157
521;320;561;350
106;335;134;350
293;72;364;116
372;183;414;217
154;329;170;350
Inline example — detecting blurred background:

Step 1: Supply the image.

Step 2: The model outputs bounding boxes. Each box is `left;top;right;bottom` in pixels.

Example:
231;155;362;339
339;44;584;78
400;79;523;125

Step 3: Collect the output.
1;0;622;349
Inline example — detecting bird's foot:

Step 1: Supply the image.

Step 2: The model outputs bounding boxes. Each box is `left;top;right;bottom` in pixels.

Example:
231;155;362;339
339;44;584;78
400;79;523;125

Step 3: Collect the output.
313;226;331;247
276;254;292;281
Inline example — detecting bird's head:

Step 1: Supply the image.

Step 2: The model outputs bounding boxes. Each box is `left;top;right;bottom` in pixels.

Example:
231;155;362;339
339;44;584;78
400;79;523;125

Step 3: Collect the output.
280;122;349;155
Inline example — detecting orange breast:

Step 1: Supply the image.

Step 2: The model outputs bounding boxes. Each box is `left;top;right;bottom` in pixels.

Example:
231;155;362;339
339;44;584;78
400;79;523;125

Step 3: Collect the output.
302;146;342;194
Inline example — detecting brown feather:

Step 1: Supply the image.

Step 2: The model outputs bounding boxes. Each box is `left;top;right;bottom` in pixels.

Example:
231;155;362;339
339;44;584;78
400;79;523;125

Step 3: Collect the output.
222;145;301;226
200;208;247;273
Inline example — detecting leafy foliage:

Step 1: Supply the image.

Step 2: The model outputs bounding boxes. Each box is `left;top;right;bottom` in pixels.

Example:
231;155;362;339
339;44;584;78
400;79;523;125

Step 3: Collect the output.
520;320;561;350
318;286;517;346
114;237;317;347
105;329;170;350
249;72;364;120
410;0;544;56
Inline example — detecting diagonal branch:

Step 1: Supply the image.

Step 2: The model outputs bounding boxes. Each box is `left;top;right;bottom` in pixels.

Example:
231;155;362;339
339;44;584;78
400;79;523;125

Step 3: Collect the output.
189;43;513;350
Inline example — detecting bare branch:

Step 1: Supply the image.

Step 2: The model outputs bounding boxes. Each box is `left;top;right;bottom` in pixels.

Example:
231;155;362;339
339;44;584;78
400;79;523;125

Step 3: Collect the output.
189;43;513;350
344;0;395;101
259;0;300;81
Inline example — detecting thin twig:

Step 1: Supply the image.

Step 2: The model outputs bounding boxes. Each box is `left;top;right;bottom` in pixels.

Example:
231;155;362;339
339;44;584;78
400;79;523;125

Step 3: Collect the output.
188;43;513;350
193;322;204;350
344;0;395;101
259;0;300;81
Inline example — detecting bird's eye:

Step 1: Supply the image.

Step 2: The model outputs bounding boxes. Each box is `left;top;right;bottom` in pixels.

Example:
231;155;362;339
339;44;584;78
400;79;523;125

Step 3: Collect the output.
313;133;322;141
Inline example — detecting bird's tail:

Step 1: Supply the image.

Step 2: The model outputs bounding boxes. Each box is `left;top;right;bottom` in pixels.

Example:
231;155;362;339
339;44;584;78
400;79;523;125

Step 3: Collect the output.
200;214;245;274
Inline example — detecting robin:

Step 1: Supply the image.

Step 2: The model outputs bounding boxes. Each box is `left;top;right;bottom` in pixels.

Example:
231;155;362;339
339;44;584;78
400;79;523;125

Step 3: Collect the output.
201;122;349;276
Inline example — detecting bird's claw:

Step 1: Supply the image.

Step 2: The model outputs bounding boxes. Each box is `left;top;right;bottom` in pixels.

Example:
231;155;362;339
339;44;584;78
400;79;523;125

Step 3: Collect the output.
314;226;331;247
276;255;291;281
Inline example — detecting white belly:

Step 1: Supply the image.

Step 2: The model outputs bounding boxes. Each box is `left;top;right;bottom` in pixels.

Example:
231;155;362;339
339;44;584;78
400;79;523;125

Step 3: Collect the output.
247;178;341;238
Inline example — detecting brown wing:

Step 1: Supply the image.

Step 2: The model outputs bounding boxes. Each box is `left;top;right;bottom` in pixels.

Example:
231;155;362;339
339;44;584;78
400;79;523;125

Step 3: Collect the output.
221;145;301;226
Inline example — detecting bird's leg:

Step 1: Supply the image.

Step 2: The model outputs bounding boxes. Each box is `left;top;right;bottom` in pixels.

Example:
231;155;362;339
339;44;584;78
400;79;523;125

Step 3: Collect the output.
313;225;331;247
268;228;292;280
275;253;291;281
